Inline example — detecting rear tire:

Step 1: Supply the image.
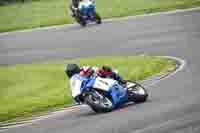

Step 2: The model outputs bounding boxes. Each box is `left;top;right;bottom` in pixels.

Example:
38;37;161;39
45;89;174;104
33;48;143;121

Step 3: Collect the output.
94;12;101;24
126;81;148;103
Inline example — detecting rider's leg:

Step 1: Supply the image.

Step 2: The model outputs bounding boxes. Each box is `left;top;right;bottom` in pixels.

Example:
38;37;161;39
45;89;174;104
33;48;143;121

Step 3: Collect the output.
69;5;76;17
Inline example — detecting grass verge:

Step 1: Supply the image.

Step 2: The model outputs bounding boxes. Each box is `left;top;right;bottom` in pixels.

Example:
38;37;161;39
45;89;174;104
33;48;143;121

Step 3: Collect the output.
0;0;200;32
0;55;176;122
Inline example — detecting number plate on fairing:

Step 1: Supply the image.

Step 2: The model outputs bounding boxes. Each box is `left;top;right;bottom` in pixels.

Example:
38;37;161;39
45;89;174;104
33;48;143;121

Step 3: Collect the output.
126;82;137;88
93;77;117;91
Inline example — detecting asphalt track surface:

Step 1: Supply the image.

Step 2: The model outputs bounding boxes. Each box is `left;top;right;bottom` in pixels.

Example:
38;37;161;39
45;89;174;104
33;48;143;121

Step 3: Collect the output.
1;9;200;133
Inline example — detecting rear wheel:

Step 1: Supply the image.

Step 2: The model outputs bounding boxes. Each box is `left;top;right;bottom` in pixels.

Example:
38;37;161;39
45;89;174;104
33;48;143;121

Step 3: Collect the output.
126;81;148;103
84;90;113;113
94;12;101;24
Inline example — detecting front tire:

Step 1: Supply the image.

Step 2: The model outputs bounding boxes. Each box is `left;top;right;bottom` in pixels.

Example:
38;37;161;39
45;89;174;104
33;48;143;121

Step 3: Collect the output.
79;19;86;27
75;12;87;27
84;91;113;113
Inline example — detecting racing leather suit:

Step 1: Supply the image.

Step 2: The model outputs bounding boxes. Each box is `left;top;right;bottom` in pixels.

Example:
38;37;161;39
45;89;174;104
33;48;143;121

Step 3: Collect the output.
70;66;125;104
79;66;125;84
69;0;80;16
69;0;95;16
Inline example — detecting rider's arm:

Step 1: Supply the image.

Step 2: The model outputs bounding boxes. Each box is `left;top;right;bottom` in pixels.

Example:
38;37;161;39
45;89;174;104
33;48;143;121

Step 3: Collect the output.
90;0;95;3
98;66;125;83
69;74;87;104
112;72;123;82
80;66;97;77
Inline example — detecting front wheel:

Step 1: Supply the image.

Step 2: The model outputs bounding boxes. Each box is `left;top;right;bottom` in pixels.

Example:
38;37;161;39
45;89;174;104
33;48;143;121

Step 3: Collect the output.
75;12;86;27
84;90;113;113
126;81;148;103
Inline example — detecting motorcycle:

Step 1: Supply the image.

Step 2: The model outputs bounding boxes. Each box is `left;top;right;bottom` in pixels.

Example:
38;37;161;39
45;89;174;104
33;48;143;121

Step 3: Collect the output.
70;74;148;113
74;0;101;26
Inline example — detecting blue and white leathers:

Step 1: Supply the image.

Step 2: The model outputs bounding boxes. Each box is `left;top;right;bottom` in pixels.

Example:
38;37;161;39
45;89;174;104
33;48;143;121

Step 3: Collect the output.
78;0;96;19
69;74;128;108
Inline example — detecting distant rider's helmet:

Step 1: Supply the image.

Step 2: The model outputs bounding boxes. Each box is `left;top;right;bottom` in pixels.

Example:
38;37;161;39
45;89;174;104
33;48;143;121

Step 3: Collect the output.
65;64;80;78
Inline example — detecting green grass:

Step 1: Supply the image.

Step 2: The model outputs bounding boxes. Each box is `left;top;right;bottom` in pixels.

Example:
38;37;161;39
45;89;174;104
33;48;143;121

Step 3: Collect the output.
0;55;176;122
0;0;200;32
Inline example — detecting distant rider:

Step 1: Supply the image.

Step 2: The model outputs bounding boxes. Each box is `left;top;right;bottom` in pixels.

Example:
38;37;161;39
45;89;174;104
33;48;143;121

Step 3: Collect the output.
68;0;94;17
69;0;80;17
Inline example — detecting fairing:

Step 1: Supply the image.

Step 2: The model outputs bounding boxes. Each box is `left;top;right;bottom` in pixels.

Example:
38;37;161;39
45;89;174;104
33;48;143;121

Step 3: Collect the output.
70;74;128;106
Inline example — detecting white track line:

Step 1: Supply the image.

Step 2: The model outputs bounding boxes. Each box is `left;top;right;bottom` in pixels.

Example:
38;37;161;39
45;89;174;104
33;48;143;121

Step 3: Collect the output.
0;105;84;130
0;7;200;36
106;7;200;22
144;56;186;88
0;56;186;130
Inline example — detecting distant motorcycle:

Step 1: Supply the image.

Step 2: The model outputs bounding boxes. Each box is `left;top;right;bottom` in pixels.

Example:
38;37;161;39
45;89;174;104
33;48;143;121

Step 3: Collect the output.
70;74;148;113
74;0;101;26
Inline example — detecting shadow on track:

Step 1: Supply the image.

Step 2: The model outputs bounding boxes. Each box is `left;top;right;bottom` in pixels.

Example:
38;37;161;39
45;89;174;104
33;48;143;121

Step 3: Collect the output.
75;101;152;118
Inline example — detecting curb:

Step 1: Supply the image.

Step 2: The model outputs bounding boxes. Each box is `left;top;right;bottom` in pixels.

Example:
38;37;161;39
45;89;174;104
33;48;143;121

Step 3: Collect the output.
0;56;186;130
0;104;81;130
137;56;186;102
140;56;186;87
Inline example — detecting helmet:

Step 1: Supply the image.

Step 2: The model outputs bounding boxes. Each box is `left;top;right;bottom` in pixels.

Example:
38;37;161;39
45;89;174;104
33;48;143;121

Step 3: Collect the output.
65;64;80;78
102;65;112;72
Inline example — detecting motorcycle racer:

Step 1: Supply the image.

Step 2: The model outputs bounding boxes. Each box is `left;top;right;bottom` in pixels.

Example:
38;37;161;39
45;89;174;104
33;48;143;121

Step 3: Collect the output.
65;64;126;84
69;0;80;17
68;0;95;17
65;64;127;103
